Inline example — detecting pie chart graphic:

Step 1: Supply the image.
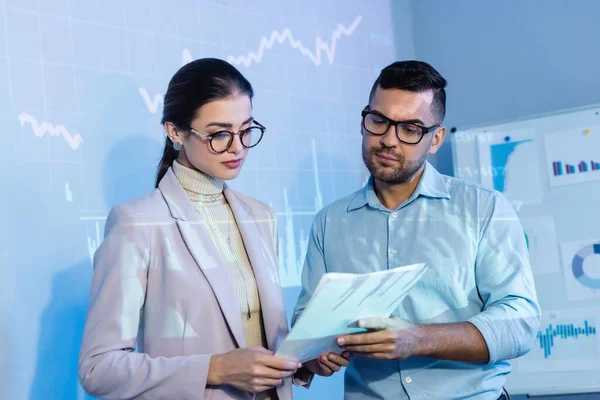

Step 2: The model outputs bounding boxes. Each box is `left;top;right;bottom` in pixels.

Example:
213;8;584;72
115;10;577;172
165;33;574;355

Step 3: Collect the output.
572;243;600;289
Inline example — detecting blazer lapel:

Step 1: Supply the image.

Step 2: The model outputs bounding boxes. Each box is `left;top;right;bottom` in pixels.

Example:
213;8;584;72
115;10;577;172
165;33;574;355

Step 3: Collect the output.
225;187;288;351
159;169;247;348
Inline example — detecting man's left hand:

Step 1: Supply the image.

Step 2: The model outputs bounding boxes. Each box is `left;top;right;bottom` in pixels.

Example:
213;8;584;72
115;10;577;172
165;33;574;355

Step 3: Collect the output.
336;317;427;361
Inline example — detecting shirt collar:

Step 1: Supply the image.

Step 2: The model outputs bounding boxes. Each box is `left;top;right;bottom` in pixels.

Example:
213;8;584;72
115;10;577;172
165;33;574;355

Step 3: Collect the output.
347;161;451;212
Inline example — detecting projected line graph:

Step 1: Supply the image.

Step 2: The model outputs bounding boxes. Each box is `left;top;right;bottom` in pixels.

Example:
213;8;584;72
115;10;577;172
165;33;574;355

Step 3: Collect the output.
182;48;194;65
141;14;363;114
18;113;84;150
87;221;102;264
276;138;326;287
138;49;197;114
138;88;164;114
227;15;363;68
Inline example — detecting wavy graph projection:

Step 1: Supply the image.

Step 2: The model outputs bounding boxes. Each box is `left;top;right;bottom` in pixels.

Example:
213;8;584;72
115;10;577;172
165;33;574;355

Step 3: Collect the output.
227;15;363;68
18;112;84;150
182;48;194;65
65;182;73;202
141;15;363;113
139;50;192;113
87;221;102;265
138;88;164;115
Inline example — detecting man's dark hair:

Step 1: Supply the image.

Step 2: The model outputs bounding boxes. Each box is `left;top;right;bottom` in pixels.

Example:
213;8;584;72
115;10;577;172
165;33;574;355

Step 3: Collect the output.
369;60;447;123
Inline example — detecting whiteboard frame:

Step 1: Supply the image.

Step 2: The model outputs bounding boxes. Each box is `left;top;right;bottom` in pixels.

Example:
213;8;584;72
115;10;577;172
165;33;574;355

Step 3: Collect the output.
449;103;600;398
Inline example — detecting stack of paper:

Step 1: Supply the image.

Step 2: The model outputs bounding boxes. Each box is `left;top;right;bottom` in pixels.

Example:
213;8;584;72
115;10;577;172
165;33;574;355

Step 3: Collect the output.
276;263;428;362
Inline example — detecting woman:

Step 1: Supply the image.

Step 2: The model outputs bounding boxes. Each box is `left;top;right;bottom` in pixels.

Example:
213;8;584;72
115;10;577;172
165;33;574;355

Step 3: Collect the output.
79;58;300;399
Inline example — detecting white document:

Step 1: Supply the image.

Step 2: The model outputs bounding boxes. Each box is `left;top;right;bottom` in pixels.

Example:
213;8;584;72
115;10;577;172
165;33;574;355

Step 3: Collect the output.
276;263;428;362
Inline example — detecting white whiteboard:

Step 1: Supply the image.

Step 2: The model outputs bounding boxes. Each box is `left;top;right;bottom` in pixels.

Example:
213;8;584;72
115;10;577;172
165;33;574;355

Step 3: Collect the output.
451;104;600;397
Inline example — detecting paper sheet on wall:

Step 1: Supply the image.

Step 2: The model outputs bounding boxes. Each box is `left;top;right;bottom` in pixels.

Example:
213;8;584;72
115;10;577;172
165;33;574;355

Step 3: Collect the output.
276;263;428;362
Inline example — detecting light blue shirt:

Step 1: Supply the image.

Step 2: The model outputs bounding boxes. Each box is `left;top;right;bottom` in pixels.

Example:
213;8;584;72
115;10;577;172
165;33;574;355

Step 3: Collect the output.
293;162;541;400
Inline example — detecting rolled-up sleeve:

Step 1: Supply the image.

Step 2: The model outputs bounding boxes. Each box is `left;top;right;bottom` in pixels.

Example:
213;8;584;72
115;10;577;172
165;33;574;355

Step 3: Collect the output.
467;192;541;365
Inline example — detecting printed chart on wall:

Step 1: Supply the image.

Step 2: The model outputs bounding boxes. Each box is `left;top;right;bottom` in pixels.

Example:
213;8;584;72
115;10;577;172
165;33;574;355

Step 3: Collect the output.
477;129;542;205
515;308;600;373
545;126;600;187
561;239;600;301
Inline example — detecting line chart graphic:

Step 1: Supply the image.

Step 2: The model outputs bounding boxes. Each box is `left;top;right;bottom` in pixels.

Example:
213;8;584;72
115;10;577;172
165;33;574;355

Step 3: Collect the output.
227;15;363;68
138;88;164;115
140;15;363;113
18;113;84;150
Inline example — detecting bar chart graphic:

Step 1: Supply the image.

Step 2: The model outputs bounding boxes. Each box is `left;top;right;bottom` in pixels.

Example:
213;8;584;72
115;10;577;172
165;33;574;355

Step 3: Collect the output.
551;160;600;176
516;309;600;373
537;321;597;359
545;127;600;186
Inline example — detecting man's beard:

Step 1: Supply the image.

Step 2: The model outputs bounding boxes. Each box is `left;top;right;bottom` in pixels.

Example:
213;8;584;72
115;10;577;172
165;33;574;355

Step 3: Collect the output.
362;145;427;184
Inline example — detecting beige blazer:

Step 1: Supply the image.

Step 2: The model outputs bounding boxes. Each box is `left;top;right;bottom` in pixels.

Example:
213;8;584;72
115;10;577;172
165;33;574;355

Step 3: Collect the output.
79;168;291;399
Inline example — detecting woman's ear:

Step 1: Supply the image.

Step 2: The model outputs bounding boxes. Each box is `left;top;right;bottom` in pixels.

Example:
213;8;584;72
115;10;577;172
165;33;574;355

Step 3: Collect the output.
164;122;185;146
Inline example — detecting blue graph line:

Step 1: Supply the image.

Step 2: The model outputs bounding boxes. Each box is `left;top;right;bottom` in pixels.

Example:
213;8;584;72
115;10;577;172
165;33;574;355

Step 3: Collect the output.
537;321;597;358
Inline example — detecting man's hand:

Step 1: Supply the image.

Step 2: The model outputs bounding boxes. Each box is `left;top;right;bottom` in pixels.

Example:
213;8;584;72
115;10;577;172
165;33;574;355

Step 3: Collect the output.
336;317;426;361
304;352;351;376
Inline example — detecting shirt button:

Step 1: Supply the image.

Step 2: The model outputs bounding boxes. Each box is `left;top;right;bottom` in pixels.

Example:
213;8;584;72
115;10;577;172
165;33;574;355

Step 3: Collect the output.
390;249;396;255
405;376;412;383
391;212;398;218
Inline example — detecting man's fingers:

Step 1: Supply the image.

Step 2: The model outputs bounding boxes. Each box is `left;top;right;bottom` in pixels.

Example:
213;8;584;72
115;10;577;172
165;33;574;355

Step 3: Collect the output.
317;356;334;375
364;352;393;360
358;317;414;331
320;357;341;372
337;330;389;346
327;353;350;367
341;344;390;354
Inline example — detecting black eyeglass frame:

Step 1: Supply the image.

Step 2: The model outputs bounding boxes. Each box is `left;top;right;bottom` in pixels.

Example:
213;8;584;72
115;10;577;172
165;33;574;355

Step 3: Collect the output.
361;107;439;145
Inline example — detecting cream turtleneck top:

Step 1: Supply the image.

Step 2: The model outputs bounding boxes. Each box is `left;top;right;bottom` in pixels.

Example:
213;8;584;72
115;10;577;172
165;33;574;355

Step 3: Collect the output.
173;161;277;400
173;161;278;399
172;161;268;349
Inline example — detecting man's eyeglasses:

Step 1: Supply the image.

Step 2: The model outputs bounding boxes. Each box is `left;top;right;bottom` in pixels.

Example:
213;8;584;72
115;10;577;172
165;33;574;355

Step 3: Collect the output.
361;108;439;145
189;120;266;153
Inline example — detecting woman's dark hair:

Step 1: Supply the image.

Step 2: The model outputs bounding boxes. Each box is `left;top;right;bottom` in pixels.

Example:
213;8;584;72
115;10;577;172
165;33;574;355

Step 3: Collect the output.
155;58;254;187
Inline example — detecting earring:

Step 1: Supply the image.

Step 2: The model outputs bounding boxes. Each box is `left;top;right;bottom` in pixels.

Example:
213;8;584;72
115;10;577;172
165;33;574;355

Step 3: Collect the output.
173;141;182;151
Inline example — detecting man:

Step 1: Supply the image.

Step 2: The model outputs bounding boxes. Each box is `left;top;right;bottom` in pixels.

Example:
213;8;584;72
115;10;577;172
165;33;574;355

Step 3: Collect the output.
292;61;540;399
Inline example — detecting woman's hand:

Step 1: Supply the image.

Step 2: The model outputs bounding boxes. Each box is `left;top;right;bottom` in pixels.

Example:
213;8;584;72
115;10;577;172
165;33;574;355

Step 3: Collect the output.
208;347;301;393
